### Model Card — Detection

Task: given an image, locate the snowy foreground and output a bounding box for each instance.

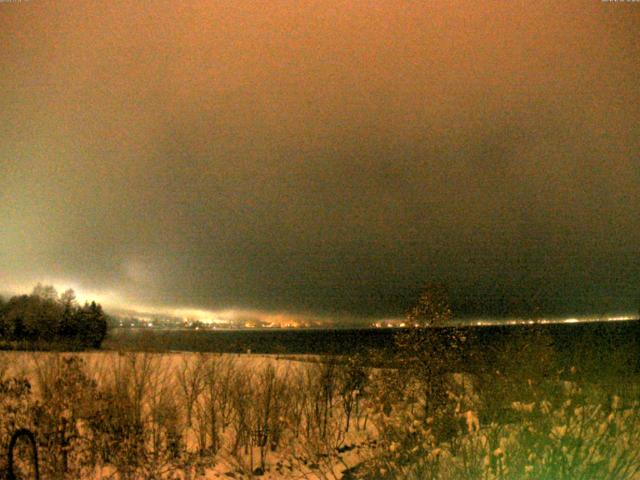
[1,350,640,479]
[1,351,381,480]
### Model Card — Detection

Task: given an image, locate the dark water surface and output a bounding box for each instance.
[104,320,640,376]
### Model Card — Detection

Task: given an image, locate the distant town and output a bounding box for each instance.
[107,311,339,330]
[108,314,304,330]
[108,313,638,331]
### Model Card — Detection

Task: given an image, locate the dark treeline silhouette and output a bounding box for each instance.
[0,284,108,349]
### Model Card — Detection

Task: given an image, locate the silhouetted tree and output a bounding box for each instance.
[78,301,108,348]
[394,283,467,424]
[59,299,80,339]
[60,289,77,308]
[2,295,30,340]
[0,295,6,337]
[0,286,109,349]
[32,283,58,302]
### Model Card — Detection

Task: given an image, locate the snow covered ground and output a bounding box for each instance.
[2,349,640,479]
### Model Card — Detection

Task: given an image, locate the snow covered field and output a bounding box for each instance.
[1,348,640,479]
[0,351,381,479]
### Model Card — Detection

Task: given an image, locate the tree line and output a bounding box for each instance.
[0,284,108,349]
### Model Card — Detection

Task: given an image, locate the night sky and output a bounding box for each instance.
[1,1,639,323]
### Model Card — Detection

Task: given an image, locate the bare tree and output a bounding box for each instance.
[143,357,181,479]
[176,353,206,428]
[90,352,158,478]
[287,366,308,440]
[196,354,237,455]
[337,355,367,433]
[229,365,253,456]
[394,283,464,422]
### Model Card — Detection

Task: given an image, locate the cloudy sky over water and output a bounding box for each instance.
[1,1,639,323]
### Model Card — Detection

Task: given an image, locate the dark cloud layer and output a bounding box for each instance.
[1,1,639,320]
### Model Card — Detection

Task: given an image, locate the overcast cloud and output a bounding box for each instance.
[1,1,639,321]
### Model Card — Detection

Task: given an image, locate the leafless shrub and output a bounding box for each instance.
[284,359,355,480]
[245,363,277,472]
[87,352,160,479]
[286,367,309,440]
[337,355,367,433]
[301,363,323,442]
[31,353,98,479]
[176,353,206,429]
[265,364,290,452]
[229,364,253,458]
[194,354,236,456]
[298,358,340,447]
[141,356,182,479]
